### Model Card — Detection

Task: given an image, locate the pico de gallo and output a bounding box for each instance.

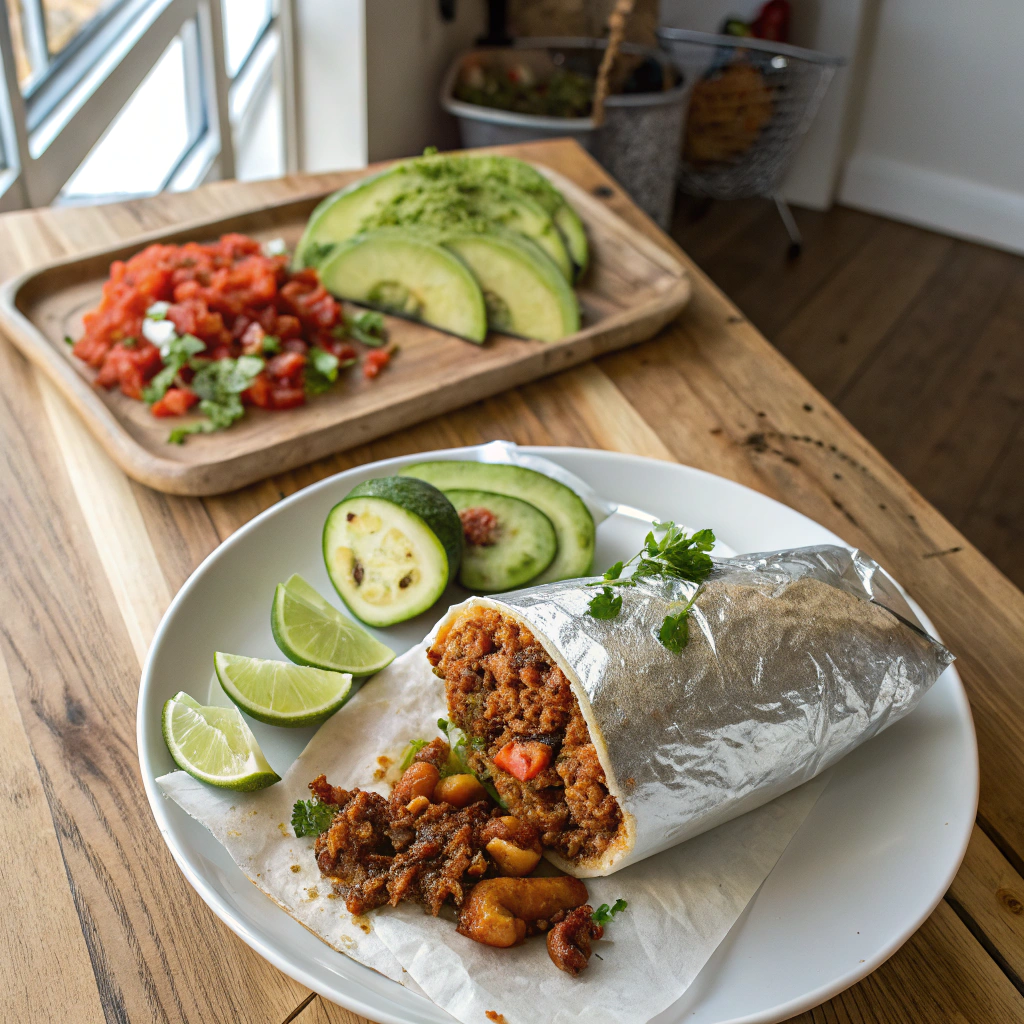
[70,233,392,443]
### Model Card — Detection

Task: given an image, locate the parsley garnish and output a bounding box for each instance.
[399,738,429,771]
[304,346,341,396]
[592,899,627,926]
[291,798,337,838]
[585,522,716,653]
[346,310,388,348]
[588,586,622,619]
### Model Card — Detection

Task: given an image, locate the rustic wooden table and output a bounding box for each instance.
[2,140,1022,1024]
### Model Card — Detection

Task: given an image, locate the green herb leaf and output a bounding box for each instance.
[399,738,429,771]
[305,346,342,395]
[592,898,628,926]
[143,364,180,405]
[64,334,74,346]
[588,586,623,620]
[145,301,170,321]
[261,334,281,355]
[291,798,338,838]
[165,354,262,442]
[603,560,624,581]
[121,335,137,348]
[347,309,388,347]
[145,332,209,405]
[658,609,690,653]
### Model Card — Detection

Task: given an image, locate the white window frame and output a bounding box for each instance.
[0,0,298,211]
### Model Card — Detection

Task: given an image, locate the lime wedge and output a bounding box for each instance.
[162,690,280,790]
[215,651,354,727]
[271,574,396,675]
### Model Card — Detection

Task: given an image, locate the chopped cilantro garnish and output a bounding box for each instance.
[166,354,264,443]
[346,310,388,347]
[305,346,341,395]
[399,738,429,771]
[585,522,716,653]
[261,334,281,355]
[592,899,627,926]
[291,798,337,838]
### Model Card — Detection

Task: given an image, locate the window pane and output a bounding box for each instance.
[222,0,271,77]
[60,33,192,200]
[44,0,117,58]
[5,0,43,85]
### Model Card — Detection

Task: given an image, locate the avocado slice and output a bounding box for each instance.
[401,461,595,583]
[295,161,574,281]
[422,154,590,280]
[446,488,557,592]
[322,476,462,626]
[441,229,579,342]
[362,179,573,282]
[316,229,487,343]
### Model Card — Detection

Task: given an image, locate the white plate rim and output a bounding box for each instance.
[137,445,979,1024]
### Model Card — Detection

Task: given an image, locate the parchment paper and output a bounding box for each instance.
[158,640,827,1023]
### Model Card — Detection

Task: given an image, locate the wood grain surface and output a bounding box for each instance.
[0,164,690,495]
[1,139,1023,1024]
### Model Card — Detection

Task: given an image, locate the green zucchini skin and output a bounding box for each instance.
[401,461,594,583]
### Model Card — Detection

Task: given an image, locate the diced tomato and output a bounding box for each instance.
[93,342,163,399]
[268,385,306,410]
[151,387,200,417]
[243,372,273,408]
[267,351,306,382]
[493,740,552,782]
[363,348,392,378]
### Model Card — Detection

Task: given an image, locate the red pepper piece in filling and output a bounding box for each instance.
[493,740,552,782]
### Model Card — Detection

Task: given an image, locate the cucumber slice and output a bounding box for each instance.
[401,462,594,584]
[446,489,557,592]
[322,476,462,626]
[441,230,579,342]
[317,229,487,343]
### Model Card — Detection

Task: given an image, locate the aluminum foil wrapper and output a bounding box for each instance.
[438,545,954,877]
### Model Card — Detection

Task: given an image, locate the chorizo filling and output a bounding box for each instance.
[427,606,625,864]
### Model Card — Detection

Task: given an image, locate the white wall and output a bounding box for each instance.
[364,0,485,161]
[839,0,1024,254]
[294,0,367,172]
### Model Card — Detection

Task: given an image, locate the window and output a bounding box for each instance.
[0,0,296,209]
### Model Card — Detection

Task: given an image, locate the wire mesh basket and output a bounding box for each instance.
[657,28,842,201]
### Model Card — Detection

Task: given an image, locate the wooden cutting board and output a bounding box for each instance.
[0,156,689,495]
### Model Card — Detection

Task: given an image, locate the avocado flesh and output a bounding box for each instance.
[357,176,572,281]
[441,230,579,342]
[412,154,589,278]
[295,156,578,281]
[401,461,595,583]
[316,230,487,343]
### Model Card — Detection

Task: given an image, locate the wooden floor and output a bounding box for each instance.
[671,196,1024,592]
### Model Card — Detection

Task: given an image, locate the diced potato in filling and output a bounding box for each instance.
[427,607,624,863]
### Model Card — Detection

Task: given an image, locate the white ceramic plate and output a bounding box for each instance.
[137,447,978,1024]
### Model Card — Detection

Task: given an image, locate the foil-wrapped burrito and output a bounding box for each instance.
[427,545,953,877]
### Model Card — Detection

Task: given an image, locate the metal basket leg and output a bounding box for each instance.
[774,195,803,259]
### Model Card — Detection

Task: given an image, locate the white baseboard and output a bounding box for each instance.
[839,153,1024,255]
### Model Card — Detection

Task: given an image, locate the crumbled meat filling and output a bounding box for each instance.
[311,742,541,916]
[427,608,624,863]
[460,506,499,546]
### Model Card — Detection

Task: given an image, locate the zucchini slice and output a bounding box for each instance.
[446,488,557,592]
[322,476,462,626]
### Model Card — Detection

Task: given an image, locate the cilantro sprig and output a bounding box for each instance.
[586,522,716,653]
[346,310,388,348]
[592,898,627,926]
[291,798,337,838]
[167,354,265,443]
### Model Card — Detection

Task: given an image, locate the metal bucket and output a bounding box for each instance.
[441,38,690,228]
